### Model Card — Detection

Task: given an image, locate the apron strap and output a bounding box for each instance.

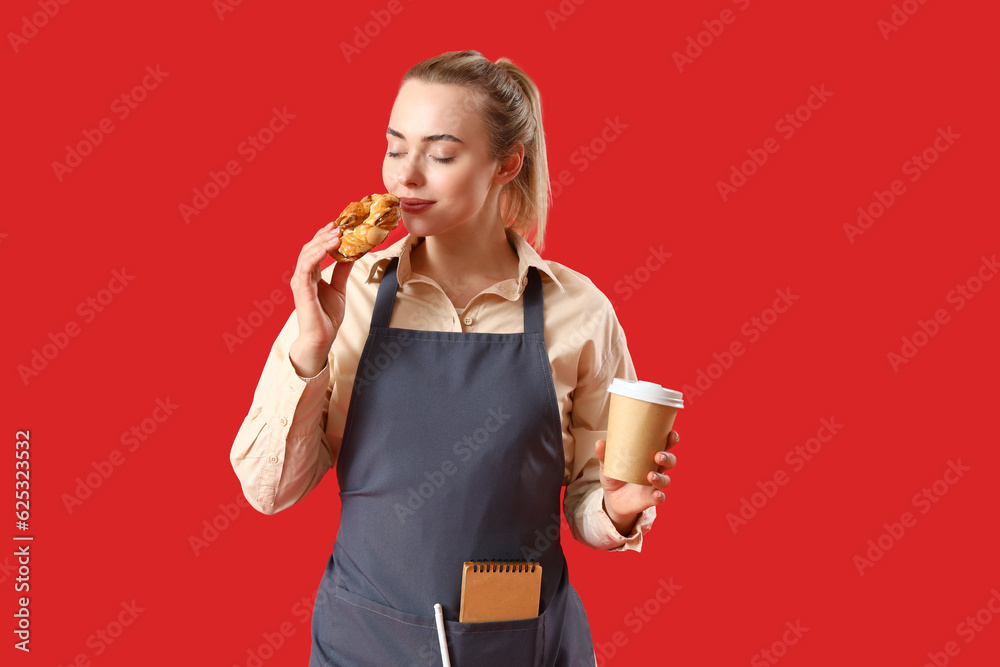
[370,257,400,329]
[521,266,545,336]
[370,256,545,335]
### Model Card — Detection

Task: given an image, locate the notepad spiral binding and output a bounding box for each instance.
[468,560,539,573]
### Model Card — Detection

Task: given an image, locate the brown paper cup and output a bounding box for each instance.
[603,381,683,485]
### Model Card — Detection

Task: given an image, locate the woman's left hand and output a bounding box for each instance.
[595,430,680,534]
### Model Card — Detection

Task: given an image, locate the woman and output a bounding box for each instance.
[230,50,681,666]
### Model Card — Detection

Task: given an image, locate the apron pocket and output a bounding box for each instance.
[321,584,544,667]
[444,613,545,667]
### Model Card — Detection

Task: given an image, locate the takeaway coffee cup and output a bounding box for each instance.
[603,379,684,485]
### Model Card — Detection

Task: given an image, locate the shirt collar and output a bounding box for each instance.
[363,227,565,296]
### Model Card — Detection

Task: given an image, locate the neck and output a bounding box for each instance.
[410,187,521,290]
[415,221,517,280]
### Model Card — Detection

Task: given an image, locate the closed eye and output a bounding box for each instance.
[386,151,454,164]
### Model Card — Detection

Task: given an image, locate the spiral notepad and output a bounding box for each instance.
[459,561,542,623]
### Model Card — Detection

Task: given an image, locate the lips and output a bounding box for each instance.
[399,198,436,213]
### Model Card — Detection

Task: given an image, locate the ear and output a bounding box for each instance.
[493,141,525,185]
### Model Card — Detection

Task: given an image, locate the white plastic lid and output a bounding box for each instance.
[607,378,684,408]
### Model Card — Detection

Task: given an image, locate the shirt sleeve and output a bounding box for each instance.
[229,309,336,515]
[562,323,657,552]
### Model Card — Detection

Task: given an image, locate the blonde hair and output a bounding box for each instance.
[401,50,551,252]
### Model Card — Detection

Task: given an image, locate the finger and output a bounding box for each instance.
[294,244,323,284]
[298,231,336,271]
[646,470,671,492]
[647,481,668,503]
[300,231,342,277]
[654,451,677,471]
[663,430,680,452]
[317,228,342,255]
[302,224,339,265]
[594,439,606,465]
[329,256,355,293]
[311,254,322,284]
[314,220,339,240]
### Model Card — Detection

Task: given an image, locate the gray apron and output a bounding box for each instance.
[309,256,597,666]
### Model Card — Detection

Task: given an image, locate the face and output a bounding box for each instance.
[382,80,510,238]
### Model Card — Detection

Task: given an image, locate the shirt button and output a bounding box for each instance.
[278,417,287,426]
[463,316,473,325]
[268,454,279,464]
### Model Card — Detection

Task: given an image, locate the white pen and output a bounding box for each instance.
[434,603,451,667]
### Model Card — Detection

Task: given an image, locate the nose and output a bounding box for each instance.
[394,154,424,189]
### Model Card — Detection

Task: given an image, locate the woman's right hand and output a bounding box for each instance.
[288,222,354,377]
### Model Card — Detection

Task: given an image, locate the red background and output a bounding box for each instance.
[4,0,999,665]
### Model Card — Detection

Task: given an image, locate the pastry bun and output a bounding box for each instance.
[330,193,402,262]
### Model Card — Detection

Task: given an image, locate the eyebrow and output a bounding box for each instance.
[386,127,464,144]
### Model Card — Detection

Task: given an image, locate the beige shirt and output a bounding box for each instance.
[229,227,656,552]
